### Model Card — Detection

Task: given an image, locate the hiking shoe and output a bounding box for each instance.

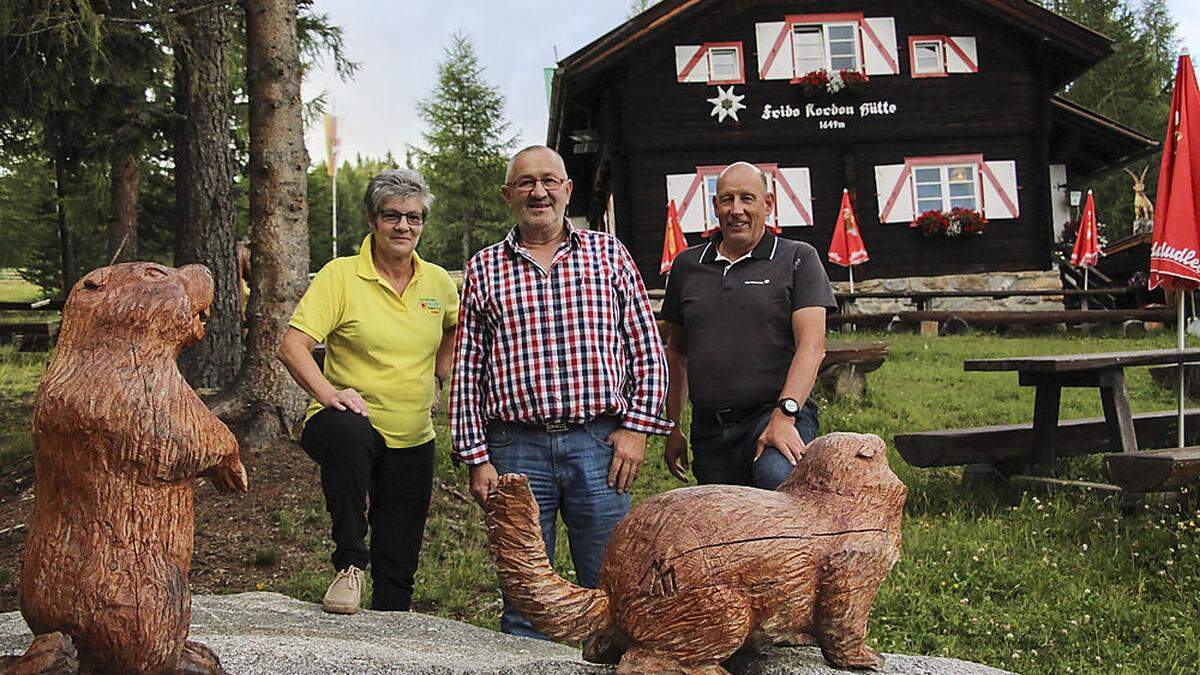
[322,565,364,615]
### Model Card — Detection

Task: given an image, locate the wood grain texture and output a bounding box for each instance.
[486,432,906,674]
[8,263,247,675]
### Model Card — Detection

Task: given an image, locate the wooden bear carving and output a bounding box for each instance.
[7,263,247,675]
[485,432,906,674]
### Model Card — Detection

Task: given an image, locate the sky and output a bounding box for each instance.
[300,0,1200,166]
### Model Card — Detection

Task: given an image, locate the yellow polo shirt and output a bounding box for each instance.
[289,235,459,448]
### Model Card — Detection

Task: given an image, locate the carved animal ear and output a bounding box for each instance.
[1140,166,1150,182]
[81,269,111,291]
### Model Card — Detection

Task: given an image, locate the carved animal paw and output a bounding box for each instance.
[832,644,884,671]
[175,640,229,674]
[486,473,533,513]
[2,632,79,674]
[203,456,248,496]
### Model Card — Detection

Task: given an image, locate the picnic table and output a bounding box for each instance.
[896,348,1200,493]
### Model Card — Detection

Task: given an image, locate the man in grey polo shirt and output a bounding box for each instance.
[661,162,837,489]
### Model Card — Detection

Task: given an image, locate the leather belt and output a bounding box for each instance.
[694,403,773,428]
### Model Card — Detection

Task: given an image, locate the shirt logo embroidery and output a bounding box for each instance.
[418,298,442,313]
[744,279,771,285]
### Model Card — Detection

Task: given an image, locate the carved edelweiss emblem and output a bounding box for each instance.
[707,86,746,123]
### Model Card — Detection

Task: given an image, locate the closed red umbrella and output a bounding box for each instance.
[1149,50,1200,446]
[1070,190,1102,294]
[1150,51,1200,291]
[827,189,869,292]
[660,199,689,275]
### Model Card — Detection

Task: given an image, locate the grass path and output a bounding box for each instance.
[2,329,1199,672]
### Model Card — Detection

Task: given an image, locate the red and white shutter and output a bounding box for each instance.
[860,17,899,76]
[775,167,814,227]
[675,45,708,83]
[666,173,706,233]
[756,21,794,80]
[945,37,979,74]
[874,164,915,223]
[981,160,1020,220]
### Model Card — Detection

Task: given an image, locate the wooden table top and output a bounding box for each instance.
[964,348,1200,373]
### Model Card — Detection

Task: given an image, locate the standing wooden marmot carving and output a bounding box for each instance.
[485,432,906,674]
[7,263,247,675]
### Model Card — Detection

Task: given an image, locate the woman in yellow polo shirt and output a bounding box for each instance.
[277,169,458,614]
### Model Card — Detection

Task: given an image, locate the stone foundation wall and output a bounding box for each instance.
[833,270,1064,313]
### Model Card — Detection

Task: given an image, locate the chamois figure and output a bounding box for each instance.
[1124,166,1155,223]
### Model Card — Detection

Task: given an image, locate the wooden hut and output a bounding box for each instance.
[547,0,1158,288]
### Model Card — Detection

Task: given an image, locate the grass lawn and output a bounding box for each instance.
[3,329,1199,673]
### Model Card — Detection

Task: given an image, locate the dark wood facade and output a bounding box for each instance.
[549,0,1156,287]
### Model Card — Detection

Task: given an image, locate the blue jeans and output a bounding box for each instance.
[690,399,820,489]
[485,415,628,639]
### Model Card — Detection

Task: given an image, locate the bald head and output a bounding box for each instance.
[506,145,568,184]
[716,161,769,192]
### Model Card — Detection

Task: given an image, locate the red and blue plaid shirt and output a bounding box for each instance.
[449,223,672,465]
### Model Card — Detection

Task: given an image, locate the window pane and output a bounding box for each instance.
[914,167,941,183]
[829,40,857,57]
[793,27,825,74]
[949,182,975,198]
[917,183,943,200]
[950,197,978,210]
[914,43,942,73]
[831,55,858,71]
[709,48,739,81]
[827,24,856,40]
[918,199,943,213]
[948,165,975,183]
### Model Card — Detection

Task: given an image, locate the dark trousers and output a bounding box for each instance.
[300,408,435,611]
[690,398,820,489]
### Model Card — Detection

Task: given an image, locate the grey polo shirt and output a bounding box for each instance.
[661,231,837,413]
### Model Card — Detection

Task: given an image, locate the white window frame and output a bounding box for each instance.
[707,46,742,84]
[913,164,980,214]
[911,39,945,76]
[824,22,861,72]
[791,22,861,76]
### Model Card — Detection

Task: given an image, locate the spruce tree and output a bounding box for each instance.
[415,32,515,270]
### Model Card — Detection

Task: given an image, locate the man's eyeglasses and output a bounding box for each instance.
[379,211,425,226]
[508,176,566,194]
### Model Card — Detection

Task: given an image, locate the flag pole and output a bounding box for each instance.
[331,170,338,258]
[849,265,855,294]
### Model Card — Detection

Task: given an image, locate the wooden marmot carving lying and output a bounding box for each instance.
[7,263,247,675]
[485,432,906,674]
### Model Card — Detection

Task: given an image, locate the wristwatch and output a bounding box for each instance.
[777,397,801,418]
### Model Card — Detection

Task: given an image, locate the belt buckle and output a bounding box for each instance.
[544,420,570,434]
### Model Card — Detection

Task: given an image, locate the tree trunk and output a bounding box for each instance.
[211,0,310,450]
[108,151,139,264]
[52,154,74,298]
[462,219,471,271]
[173,1,242,390]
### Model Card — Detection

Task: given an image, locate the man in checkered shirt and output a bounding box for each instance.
[449,145,672,638]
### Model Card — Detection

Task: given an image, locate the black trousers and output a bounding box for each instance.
[300,408,435,611]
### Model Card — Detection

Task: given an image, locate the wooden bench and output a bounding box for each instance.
[828,308,1174,331]
[0,319,61,351]
[819,342,889,399]
[1105,447,1200,493]
[895,409,1200,468]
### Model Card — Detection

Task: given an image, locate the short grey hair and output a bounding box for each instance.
[505,145,568,184]
[364,168,434,219]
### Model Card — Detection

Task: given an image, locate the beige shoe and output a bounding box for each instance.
[322,565,364,615]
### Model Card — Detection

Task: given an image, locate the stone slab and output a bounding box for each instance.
[0,592,1011,674]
